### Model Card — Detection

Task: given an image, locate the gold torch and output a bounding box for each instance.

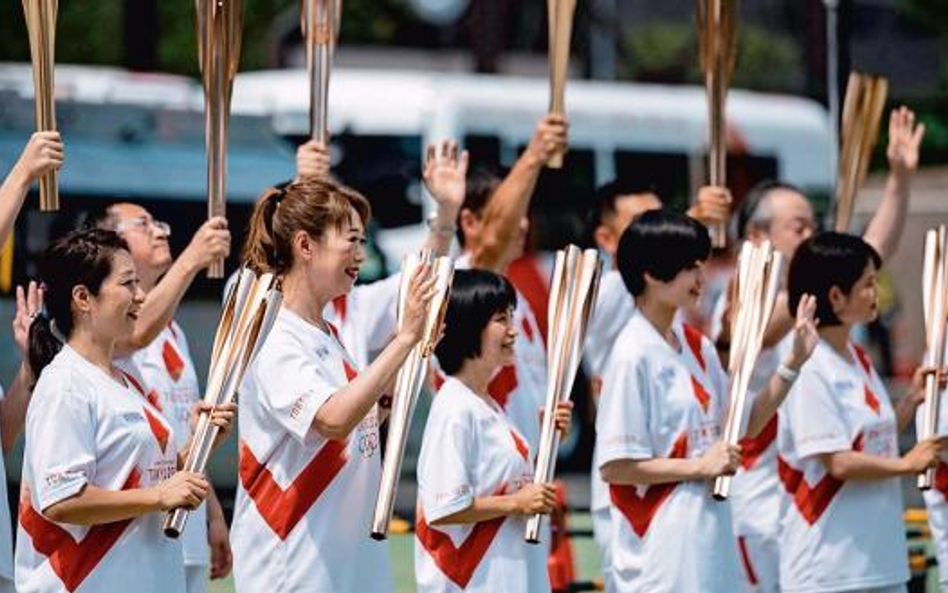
[713,240,782,500]
[370,250,454,540]
[22,0,59,211]
[546,0,577,169]
[526,245,602,543]
[918,226,948,490]
[164,267,282,537]
[302,0,342,146]
[196,0,243,278]
[696,0,739,248]
[834,72,888,233]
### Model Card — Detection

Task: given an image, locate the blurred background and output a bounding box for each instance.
[1,1,947,590]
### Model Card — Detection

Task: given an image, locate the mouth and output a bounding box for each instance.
[344,267,359,281]
[127,311,140,321]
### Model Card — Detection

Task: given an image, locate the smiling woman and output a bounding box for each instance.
[16,228,235,593]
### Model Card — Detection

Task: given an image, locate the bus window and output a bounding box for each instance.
[613,150,692,211]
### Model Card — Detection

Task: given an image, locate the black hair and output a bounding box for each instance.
[28,229,130,377]
[788,231,882,327]
[591,179,659,229]
[435,269,517,375]
[457,167,504,247]
[616,209,712,297]
[736,179,807,239]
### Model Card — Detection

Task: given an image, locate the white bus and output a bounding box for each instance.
[232,68,833,260]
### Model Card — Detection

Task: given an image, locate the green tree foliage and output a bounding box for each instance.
[618,22,803,93]
[1,0,421,75]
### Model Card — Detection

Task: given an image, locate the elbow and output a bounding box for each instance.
[820,454,850,481]
[42,500,77,525]
[600,462,622,485]
[311,414,352,441]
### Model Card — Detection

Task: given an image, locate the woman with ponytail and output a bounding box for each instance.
[231,177,436,593]
[15,229,235,593]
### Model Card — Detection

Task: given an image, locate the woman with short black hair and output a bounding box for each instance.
[415,269,570,593]
[597,210,817,593]
[779,232,943,593]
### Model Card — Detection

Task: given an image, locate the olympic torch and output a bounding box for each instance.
[22,0,59,211]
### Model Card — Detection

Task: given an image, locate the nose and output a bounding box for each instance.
[134,284,146,304]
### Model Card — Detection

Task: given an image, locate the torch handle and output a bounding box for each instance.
[919,467,936,491]
[525,429,561,544]
[918,372,942,491]
[712,474,732,500]
[163,413,222,537]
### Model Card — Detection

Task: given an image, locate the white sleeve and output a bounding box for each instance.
[27,385,97,512]
[596,353,654,467]
[784,366,851,459]
[349,273,401,355]
[417,406,476,523]
[253,341,340,445]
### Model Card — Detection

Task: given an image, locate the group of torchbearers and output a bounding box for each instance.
[10,2,948,593]
[0,99,944,593]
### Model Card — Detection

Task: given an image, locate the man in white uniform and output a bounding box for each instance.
[98,202,232,593]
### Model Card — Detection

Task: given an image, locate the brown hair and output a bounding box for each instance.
[243,177,371,275]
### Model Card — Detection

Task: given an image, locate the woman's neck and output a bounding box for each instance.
[637,293,678,346]
[67,326,115,375]
[819,323,852,360]
[454,358,496,402]
[282,271,332,330]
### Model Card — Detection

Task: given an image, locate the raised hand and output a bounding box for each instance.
[296,140,331,180]
[14,131,63,183]
[887,106,925,176]
[785,293,819,370]
[687,186,732,229]
[180,217,231,273]
[524,114,569,167]
[396,263,438,347]
[423,139,468,215]
[13,281,44,358]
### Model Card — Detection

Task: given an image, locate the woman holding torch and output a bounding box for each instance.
[778,232,946,593]
[231,178,436,593]
[415,269,572,593]
[15,229,234,593]
[596,210,817,593]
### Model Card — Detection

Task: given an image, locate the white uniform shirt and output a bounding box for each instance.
[596,310,742,593]
[16,346,183,593]
[325,274,400,368]
[414,377,549,593]
[777,340,908,593]
[918,380,948,588]
[122,322,209,567]
[583,270,635,514]
[230,308,393,593]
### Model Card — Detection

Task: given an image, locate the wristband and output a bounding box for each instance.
[776,363,800,384]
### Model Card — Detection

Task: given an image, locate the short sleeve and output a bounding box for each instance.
[596,353,653,467]
[253,338,340,444]
[26,383,97,512]
[417,402,476,523]
[784,366,851,459]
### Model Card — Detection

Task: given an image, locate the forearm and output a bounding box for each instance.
[600,457,704,486]
[820,450,910,481]
[430,495,519,526]
[895,393,921,433]
[469,155,543,272]
[0,165,31,248]
[115,258,198,355]
[206,485,226,524]
[44,484,161,526]
[0,363,33,453]
[862,170,910,262]
[312,335,414,439]
[422,209,458,257]
[745,373,794,439]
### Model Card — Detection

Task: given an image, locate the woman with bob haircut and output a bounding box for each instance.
[16,229,234,593]
[596,210,818,593]
[414,269,571,593]
[778,231,946,593]
[230,177,436,593]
